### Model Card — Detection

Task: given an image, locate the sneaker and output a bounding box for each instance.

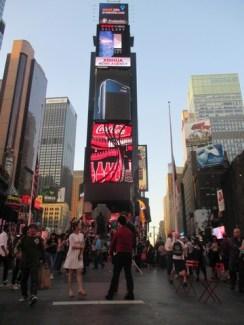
[19,296,27,302]
[12,284,19,290]
[105,294,113,300]
[29,295,38,306]
[124,293,135,300]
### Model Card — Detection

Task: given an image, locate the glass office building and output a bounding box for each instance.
[15,61,47,194]
[187,73,244,162]
[39,97,77,206]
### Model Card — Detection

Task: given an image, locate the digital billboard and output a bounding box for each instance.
[99,3,128,25]
[94,69,131,121]
[185,119,211,147]
[138,145,148,192]
[95,24,131,67]
[90,123,133,183]
[196,144,224,168]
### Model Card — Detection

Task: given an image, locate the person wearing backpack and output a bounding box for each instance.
[171,233,187,287]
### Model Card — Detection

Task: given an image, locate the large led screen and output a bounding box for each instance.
[94,69,131,121]
[185,119,212,147]
[90,123,133,183]
[138,145,148,192]
[99,3,128,25]
[97,24,130,58]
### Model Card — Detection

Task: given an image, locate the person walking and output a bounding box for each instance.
[229,228,244,292]
[93,235,104,269]
[106,215,135,300]
[0,225,10,287]
[63,222,86,298]
[165,232,173,282]
[46,232,58,279]
[18,224,45,306]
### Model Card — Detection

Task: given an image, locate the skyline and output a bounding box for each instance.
[1,0,244,227]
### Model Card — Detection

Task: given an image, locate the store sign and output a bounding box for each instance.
[90,123,133,183]
[99,3,128,25]
[95,57,131,67]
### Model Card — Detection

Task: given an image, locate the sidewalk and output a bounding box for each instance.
[0,266,244,325]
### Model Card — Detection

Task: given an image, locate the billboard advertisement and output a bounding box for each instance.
[138,145,148,192]
[97,24,130,57]
[99,3,128,25]
[196,144,224,168]
[217,189,225,212]
[90,123,133,183]
[94,69,131,121]
[185,119,211,147]
[41,187,65,203]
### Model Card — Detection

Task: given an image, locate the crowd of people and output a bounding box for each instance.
[0,218,244,307]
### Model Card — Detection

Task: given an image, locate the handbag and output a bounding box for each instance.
[39,264,51,289]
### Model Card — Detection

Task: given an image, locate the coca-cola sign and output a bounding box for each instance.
[90,123,133,183]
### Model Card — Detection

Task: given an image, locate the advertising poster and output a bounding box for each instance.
[94,69,131,121]
[138,145,148,192]
[185,119,211,147]
[196,144,224,168]
[217,189,225,212]
[90,123,133,183]
[96,24,130,67]
[99,3,128,25]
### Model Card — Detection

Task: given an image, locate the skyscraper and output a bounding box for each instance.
[187,73,244,161]
[0,40,47,194]
[39,97,77,206]
[0,0,6,50]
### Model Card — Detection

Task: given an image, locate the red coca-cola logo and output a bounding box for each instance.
[93,123,132,137]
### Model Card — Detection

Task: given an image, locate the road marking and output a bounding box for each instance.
[53,300,145,306]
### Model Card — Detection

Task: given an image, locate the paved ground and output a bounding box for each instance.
[0,265,244,325]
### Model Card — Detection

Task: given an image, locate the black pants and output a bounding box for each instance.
[108,253,134,296]
[166,253,173,276]
[12,258,21,285]
[21,265,39,297]
[0,255,9,283]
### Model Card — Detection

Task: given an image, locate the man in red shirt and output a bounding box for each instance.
[106,215,135,300]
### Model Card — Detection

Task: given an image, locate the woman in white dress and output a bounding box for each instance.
[63,222,86,297]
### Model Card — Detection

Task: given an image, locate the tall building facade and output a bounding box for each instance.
[0,40,47,194]
[0,0,6,50]
[39,97,77,206]
[187,73,244,162]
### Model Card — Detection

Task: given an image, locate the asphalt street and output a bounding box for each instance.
[0,265,244,325]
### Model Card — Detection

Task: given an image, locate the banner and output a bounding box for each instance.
[138,145,148,192]
[185,119,211,147]
[196,144,224,168]
[217,189,225,212]
[90,123,133,183]
[99,3,128,25]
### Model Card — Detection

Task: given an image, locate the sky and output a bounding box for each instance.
[1,0,244,230]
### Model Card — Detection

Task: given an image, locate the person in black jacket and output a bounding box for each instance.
[18,224,45,306]
[229,228,244,292]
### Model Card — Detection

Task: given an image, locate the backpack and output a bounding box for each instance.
[172,241,183,256]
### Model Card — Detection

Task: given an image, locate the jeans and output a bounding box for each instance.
[21,265,39,297]
[108,252,134,296]
[47,253,57,274]
[166,252,173,276]
[0,255,9,283]
[12,258,21,285]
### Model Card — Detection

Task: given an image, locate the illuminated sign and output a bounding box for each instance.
[99,3,128,25]
[95,57,131,67]
[138,145,148,192]
[94,69,131,121]
[90,123,133,183]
